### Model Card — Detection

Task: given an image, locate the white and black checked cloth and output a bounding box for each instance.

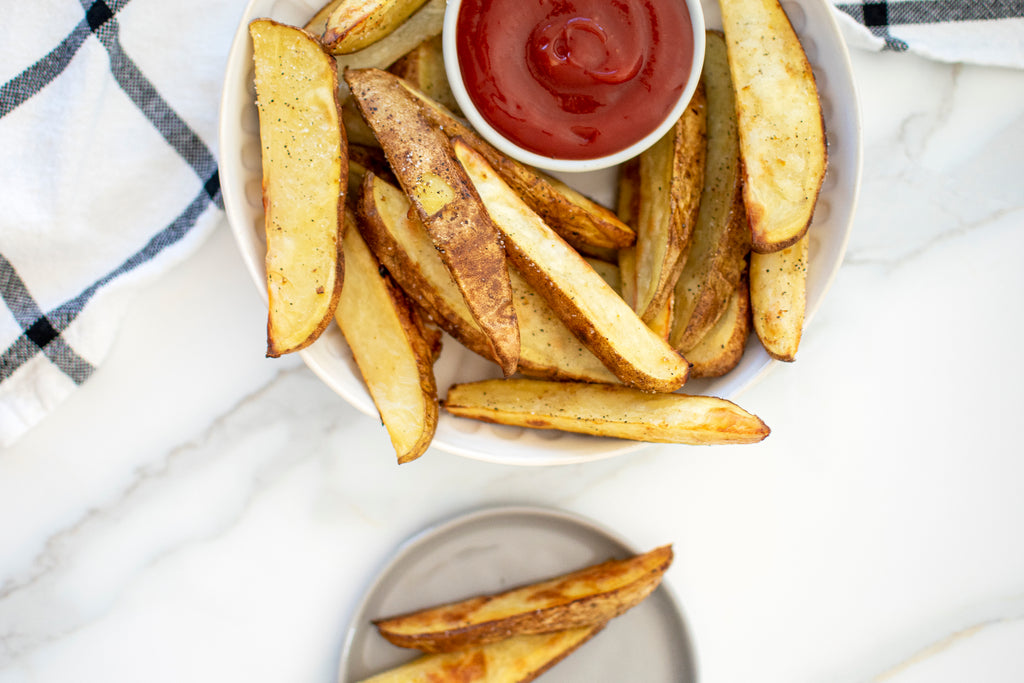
[1,0,1022,448]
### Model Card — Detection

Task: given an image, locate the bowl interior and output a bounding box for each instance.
[219,0,862,466]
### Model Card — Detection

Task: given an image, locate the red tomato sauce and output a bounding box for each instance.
[455,0,695,160]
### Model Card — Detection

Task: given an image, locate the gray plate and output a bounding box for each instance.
[338,506,697,682]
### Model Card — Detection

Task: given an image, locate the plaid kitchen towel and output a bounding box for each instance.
[831,0,1024,67]
[0,0,243,448]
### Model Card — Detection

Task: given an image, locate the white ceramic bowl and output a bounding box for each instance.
[441,0,706,173]
[219,0,862,466]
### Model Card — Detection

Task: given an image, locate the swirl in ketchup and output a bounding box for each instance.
[456,0,694,160]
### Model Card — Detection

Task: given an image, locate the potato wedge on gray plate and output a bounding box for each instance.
[250,19,346,358]
[720,0,827,253]
[633,82,706,324]
[670,31,751,353]
[444,379,770,445]
[357,625,604,683]
[455,140,690,393]
[374,546,672,652]
[346,67,520,377]
[358,174,618,384]
[336,211,439,464]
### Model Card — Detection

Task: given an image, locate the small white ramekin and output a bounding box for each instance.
[442,0,705,174]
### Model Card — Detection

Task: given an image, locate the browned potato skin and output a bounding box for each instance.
[670,32,751,353]
[358,174,619,384]
[321,0,429,54]
[374,546,672,653]
[345,67,520,376]
[357,626,604,683]
[687,272,751,379]
[454,140,690,393]
[444,379,770,445]
[250,19,347,358]
[720,0,827,253]
[634,83,707,324]
[401,80,636,253]
[336,212,438,463]
[389,35,460,113]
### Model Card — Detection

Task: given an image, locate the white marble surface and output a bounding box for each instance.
[3,28,1024,683]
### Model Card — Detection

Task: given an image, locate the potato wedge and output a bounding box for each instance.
[375,546,672,652]
[750,234,807,361]
[321,0,429,54]
[336,212,438,463]
[687,273,751,379]
[333,0,445,74]
[357,626,603,683]
[402,80,635,253]
[346,68,520,376]
[389,35,460,113]
[250,19,346,358]
[444,379,770,445]
[670,32,751,353]
[347,143,393,201]
[719,0,827,253]
[633,83,707,323]
[454,140,690,393]
[359,174,619,384]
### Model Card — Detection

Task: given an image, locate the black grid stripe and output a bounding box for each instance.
[835,1,1024,51]
[0,0,222,388]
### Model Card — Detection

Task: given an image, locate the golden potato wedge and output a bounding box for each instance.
[750,234,807,361]
[359,174,619,384]
[336,212,438,463]
[332,0,445,74]
[633,82,707,324]
[389,35,460,113]
[346,68,520,376]
[357,626,603,683]
[719,0,827,253]
[402,81,635,253]
[321,0,429,54]
[375,546,672,652]
[304,0,344,35]
[454,140,690,393]
[444,379,770,445]
[670,32,751,353]
[250,19,346,358]
[687,273,751,379]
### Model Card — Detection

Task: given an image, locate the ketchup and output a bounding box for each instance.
[456,0,694,160]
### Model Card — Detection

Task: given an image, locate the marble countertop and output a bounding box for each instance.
[3,33,1024,683]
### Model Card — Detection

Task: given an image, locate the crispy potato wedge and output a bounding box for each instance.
[321,0,429,54]
[359,175,619,384]
[357,626,603,683]
[719,0,827,253]
[389,35,460,113]
[454,140,690,393]
[346,68,520,376]
[687,273,751,379]
[305,0,344,35]
[332,0,445,75]
[444,379,771,445]
[250,19,346,358]
[375,546,672,652]
[402,80,635,253]
[750,234,807,361]
[336,212,438,463]
[670,32,751,353]
[633,82,707,324]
